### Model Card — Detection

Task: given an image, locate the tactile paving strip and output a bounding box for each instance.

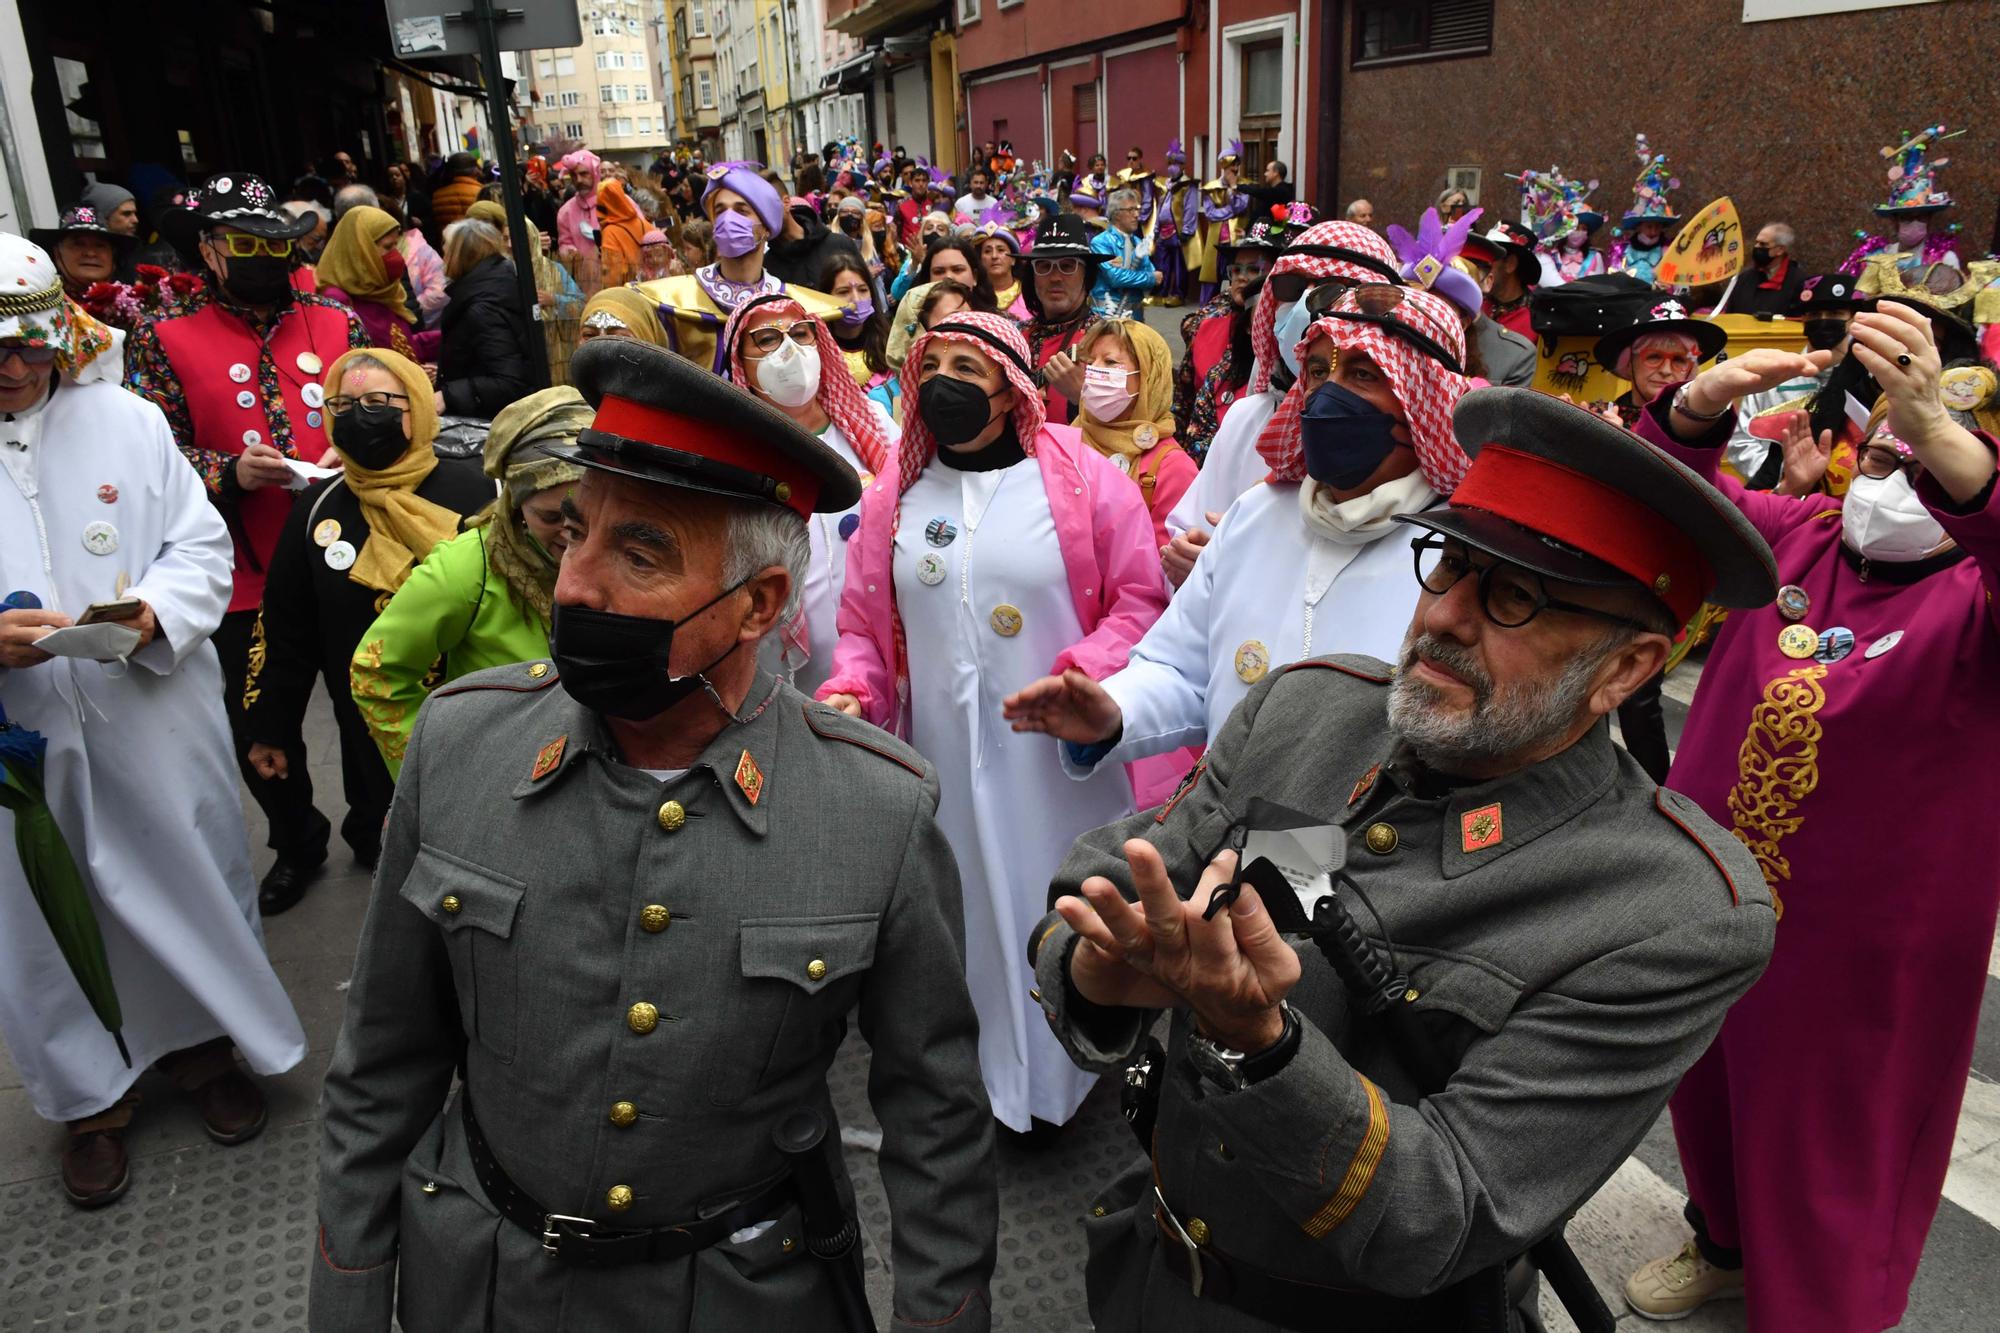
[0,1035,1140,1332]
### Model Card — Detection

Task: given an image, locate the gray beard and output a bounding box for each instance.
[1385,629,1613,772]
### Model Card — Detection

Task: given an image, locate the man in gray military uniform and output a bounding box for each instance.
[1026,387,1781,1330]
[310,338,997,1331]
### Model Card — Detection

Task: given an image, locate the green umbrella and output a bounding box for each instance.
[0,699,129,1066]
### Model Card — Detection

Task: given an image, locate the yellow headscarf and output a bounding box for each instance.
[475,386,591,622]
[321,348,465,595]
[467,199,508,230]
[315,206,414,325]
[1072,317,1177,459]
[580,286,670,348]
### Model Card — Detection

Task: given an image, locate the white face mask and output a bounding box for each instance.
[1274,296,1313,377]
[1842,471,1947,562]
[755,337,822,409]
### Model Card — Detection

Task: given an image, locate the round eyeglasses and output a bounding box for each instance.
[743,322,818,355]
[1411,536,1658,632]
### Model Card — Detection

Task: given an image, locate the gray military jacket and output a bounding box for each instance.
[311,664,997,1332]
[1034,656,1776,1331]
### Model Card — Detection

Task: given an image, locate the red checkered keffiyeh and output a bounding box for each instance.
[1249,221,1402,396]
[894,311,1048,493]
[1255,289,1474,494]
[721,294,895,481]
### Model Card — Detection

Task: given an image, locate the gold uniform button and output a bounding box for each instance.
[640,904,671,933]
[420,1180,441,1195]
[528,662,549,678]
[1090,1205,1107,1218]
[605,1184,634,1211]
[609,1100,638,1128]
[1364,822,1399,856]
[1185,1216,1211,1246]
[806,958,828,982]
[440,894,462,914]
[627,1002,659,1035]
[656,800,686,833]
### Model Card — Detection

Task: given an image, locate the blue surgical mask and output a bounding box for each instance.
[1274,297,1313,377]
[1300,382,1401,489]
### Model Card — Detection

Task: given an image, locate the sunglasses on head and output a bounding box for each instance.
[208,233,296,259]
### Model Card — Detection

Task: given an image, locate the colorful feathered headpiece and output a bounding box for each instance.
[1875,123,1964,215]
[1622,134,1682,227]
[1512,165,1601,243]
[1388,206,1486,319]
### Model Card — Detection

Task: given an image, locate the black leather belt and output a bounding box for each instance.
[1152,1191,1466,1332]
[459,1092,795,1268]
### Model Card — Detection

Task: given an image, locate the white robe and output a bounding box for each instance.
[0,376,305,1121]
[1081,481,1425,770]
[896,458,1128,1130]
[1165,386,1278,540]
[790,405,896,698]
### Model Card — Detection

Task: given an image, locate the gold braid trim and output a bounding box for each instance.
[349,636,413,767]
[1724,664,1829,920]
[1303,1074,1390,1238]
[241,612,268,710]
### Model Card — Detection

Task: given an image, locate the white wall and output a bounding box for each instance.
[0,0,57,232]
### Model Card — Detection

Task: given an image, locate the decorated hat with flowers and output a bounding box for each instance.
[1621,134,1683,227]
[1874,123,1963,216]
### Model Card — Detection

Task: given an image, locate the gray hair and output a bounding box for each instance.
[1345,199,1373,220]
[333,183,380,219]
[1107,188,1139,213]
[722,500,810,630]
[1764,221,1796,250]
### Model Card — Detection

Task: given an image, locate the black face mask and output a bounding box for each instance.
[1300,382,1402,489]
[839,214,862,235]
[1751,244,1773,268]
[331,403,410,471]
[1802,318,1850,352]
[219,254,296,307]
[918,374,1006,448]
[550,580,748,721]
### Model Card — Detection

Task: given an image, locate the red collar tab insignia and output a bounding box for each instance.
[530,735,567,782]
[1348,764,1382,808]
[96,484,119,504]
[1461,804,1504,853]
[734,749,765,806]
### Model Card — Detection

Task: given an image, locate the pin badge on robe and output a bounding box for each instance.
[1777,624,1819,659]
[324,539,357,571]
[313,519,342,548]
[236,390,257,410]
[302,383,325,408]
[838,513,860,541]
[925,517,957,547]
[915,552,947,585]
[1233,639,1269,684]
[228,362,252,383]
[1776,584,1810,622]
[96,484,118,505]
[1133,423,1158,448]
[82,522,119,556]
[989,604,1023,637]
[296,351,323,376]
[1815,626,1855,664]
[1113,455,1133,475]
[1865,630,1904,659]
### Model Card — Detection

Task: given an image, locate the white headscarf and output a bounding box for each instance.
[0,234,123,386]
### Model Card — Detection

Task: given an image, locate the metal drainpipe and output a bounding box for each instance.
[1315,0,1341,213]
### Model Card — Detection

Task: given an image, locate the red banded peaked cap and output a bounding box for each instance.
[1394,387,1776,623]
[555,336,862,518]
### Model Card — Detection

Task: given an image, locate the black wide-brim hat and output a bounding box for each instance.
[161,172,319,251]
[1593,303,1729,373]
[1874,201,1951,218]
[1395,387,1776,621]
[1460,224,1540,289]
[1791,272,1873,315]
[1018,213,1106,267]
[30,204,136,256]
[554,337,862,517]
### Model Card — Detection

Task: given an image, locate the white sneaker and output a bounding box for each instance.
[1624,1240,1746,1321]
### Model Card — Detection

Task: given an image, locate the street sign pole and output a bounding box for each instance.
[469,0,549,387]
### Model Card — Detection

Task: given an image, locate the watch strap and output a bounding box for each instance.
[1238,1005,1302,1085]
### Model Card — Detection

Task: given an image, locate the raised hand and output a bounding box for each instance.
[1776,416,1834,497]
[1001,668,1122,743]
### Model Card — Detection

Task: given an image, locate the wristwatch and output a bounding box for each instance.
[1186,1004,1300,1093]
[1672,382,1729,422]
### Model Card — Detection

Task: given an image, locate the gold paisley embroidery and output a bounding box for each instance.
[349,636,412,766]
[1724,664,1829,919]
[241,612,268,710]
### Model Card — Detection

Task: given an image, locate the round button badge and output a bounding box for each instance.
[324,539,357,571]
[302,383,325,408]
[837,513,860,542]
[1134,423,1158,448]
[915,552,947,586]
[81,521,119,556]
[1113,454,1133,475]
[1865,630,1904,659]
[228,362,252,384]
[307,411,323,429]
[925,517,957,547]
[296,351,323,376]
[1234,639,1269,684]
[241,430,262,447]
[989,604,1023,637]
[236,390,257,410]
[313,518,342,548]
[1777,624,1819,660]
[1776,584,1810,623]
[1815,626,1856,664]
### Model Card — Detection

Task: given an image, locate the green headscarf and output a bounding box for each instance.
[475,386,590,622]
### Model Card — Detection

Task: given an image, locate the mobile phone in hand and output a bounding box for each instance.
[78,598,141,625]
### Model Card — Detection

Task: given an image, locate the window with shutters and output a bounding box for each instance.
[1351,0,1492,67]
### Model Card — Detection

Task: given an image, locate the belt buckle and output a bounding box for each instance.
[1153,1186,1204,1301]
[541,1213,595,1258]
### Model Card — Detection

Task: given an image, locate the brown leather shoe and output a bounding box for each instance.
[157,1038,268,1145]
[62,1098,136,1208]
